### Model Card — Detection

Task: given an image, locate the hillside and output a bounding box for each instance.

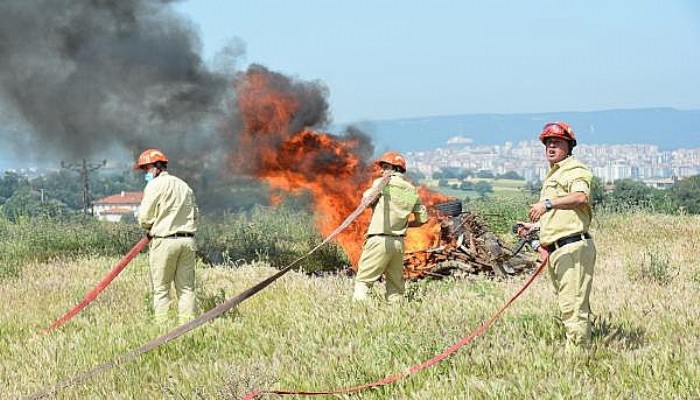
[342,107,700,153]
[3,107,700,170]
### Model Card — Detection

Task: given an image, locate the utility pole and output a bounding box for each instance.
[39,188,45,215]
[61,159,106,216]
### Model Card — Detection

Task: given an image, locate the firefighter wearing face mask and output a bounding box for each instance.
[135,149,199,324]
[527,122,596,348]
[353,152,429,303]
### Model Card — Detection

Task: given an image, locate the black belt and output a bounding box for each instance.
[544,232,591,253]
[159,232,195,239]
[367,233,405,238]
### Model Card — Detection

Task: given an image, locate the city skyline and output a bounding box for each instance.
[4,138,699,186]
[408,140,700,185]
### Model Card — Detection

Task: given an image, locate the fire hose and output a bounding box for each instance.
[25,174,391,400]
[37,235,152,337]
[241,248,549,400]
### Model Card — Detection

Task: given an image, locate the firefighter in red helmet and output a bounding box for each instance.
[136,149,199,324]
[353,151,428,302]
[525,122,597,348]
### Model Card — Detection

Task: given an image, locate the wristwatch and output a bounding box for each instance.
[544,199,553,211]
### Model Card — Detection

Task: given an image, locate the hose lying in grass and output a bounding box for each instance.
[242,247,549,400]
[25,174,391,400]
[37,235,152,337]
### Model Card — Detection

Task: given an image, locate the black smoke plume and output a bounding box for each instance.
[0,1,377,214]
[0,0,230,162]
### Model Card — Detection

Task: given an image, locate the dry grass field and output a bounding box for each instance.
[1,211,699,399]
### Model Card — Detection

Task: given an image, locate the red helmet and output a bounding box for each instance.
[375,151,407,172]
[135,148,168,169]
[539,121,577,148]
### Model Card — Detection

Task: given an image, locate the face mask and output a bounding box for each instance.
[144,172,154,182]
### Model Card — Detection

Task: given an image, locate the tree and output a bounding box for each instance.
[441,167,461,179]
[497,171,524,180]
[91,170,144,199]
[0,172,27,204]
[458,169,474,180]
[459,181,474,191]
[606,179,654,210]
[589,176,605,208]
[433,168,472,181]
[476,170,495,179]
[30,170,83,210]
[672,175,700,214]
[1,186,71,220]
[473,181,493,197]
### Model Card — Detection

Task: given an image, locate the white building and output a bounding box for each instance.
[93,191,143,222]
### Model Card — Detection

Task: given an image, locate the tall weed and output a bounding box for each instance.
[625,249,678,286]
[0,215,142,279]
[465,192,535,234]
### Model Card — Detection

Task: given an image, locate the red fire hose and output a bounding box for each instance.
[37,235,151,336]
[26,175,391,400]
[241,249,549,400]
[28,177,550,400]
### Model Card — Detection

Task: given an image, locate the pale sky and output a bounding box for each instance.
[167,1,699,123]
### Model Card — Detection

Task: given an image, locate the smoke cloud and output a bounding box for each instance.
[0,1,378,215]
[0,0,231,161]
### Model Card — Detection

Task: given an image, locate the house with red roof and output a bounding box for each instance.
[94,191,143,222]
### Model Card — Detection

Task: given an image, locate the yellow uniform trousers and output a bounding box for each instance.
[547,238,596,346]
[354,235,405,302]
[149,237,197,324]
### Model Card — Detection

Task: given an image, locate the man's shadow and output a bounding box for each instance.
[592,313,646,350]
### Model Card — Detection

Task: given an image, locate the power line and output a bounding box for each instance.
[61,159,106,216]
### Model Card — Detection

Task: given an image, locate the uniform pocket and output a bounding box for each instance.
[543,179,567,198]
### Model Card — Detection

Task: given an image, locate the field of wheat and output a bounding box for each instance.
[1,210,698,399]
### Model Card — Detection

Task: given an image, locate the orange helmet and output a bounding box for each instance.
[135,148,168,169]
[375,151,407,172]
[539,121,577,148]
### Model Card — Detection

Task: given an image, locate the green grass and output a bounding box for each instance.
[196,204,348,273]
[423,178,530,198]
[0,205,347,280]
[1,211,699,399]
[0,216,143,279]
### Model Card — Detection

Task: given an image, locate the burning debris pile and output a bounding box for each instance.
[403,201,536,280]
[224,71,531,280]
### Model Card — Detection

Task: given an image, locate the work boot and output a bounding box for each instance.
[352,281,372,301]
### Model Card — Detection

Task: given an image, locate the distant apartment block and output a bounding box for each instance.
[407,140,700,188]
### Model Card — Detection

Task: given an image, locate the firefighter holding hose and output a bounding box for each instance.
[523,122,597,348]
[353,152,429,303]
[135,149,199,324]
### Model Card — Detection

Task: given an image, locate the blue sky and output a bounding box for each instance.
[177,1,698,123]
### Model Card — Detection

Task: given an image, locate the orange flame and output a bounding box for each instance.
[228,66,452,270]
